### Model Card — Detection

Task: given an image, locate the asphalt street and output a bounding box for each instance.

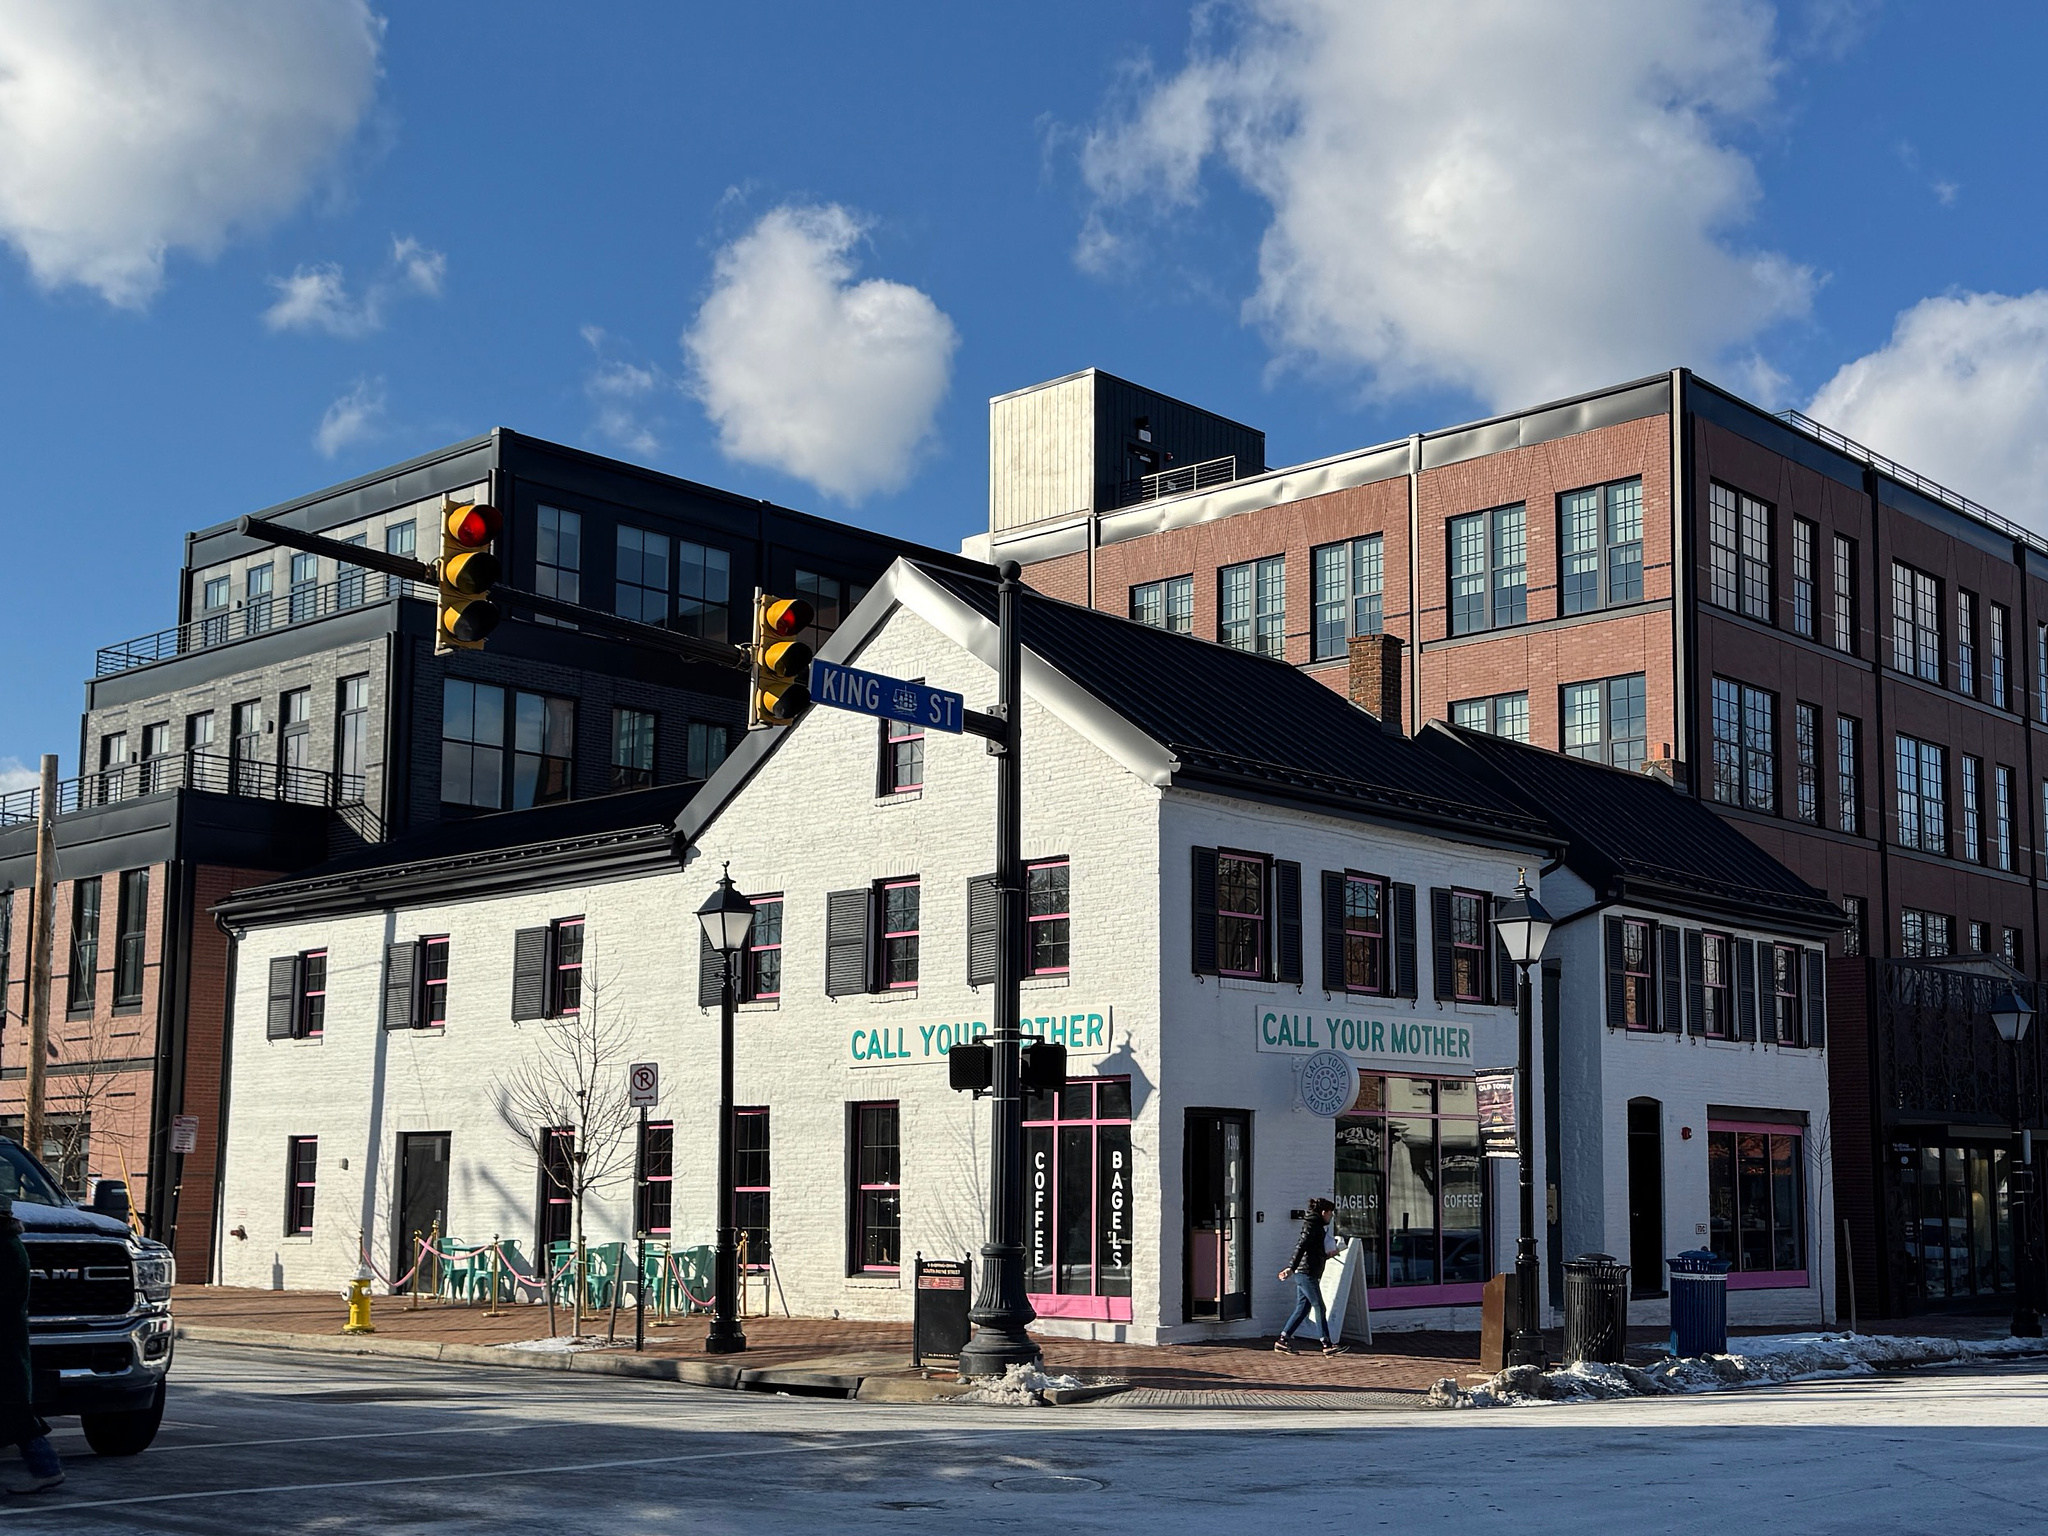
[0,1341,2041,1534]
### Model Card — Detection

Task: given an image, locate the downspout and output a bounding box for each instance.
[208,911,237,1285]
[1408,433,1424,735]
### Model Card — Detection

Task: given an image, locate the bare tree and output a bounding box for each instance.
[493,970,639,1333]
[40,1013,141,1218]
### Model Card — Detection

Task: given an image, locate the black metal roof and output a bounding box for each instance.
[917,566,1554,848]
[1417,722,1844,934]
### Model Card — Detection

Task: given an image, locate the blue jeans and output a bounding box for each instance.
[1281,1271,1329,1342]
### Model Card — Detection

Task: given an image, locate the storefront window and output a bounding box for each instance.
[852,1103,899,1273]
[735,1109,769,1268]
[1024,1079,1132,1320]
[1707,1123,1805,1280]
[1334,1075,1485,1301]
[1900,1141,2016,1302]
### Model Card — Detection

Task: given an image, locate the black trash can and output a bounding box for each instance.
[1668,1248,1731,1357]
[1561,1253,1630,1365]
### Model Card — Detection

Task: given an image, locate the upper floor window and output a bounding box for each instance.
[1895,734,1948,855]
[685,722,729,782]
[1991,603,2011,709]
[512,693,575,808]
[1445,889,1489,1002]
[1700,931,1731,1037]
[745,897,782,1001]
[1216,852,1268,978]
[615,526,671,624]
[1561,673,1647,771]
[298,949,328,1038]
[337,675,370,784]
[1830,535,1857,652]
[286,1137,318,1235]
[882,717,923,794]
[1710,677,1776,813]
[551,918,584,1015]
[441,680,505,809]
[67,877,101,1011]
[422,936,449,1025]
[1449,504,1526,635]
[1961,755,1984,864]
[611,706,655,791]
[1996,765,2015,871]
[677,540,731,642]
[1707,483,1771,622]
[280,687,312,773]
[1130,575,1193,635]
[1559,478,1643,615]
[245,563,275,634]
[536,506,582,613]
[1451,693,1529,742]
[1836,715,1861,835]
[1220,556,1286,657]
[881,879,920,989]
[794,569,855,653]
[1790,517,1816,637]
[1312,535,1384,658]
[1614,918,1654,1030]
[1794,703,1820,826]
[1026,859,1071,976]
[1341,872,1387,995]
[113,868,148,1006]
[1958,589,1978,697]
[385,520,416,559]
[1890,561,1941,683]
[288,552,319,622]
[1900,908,1953,959]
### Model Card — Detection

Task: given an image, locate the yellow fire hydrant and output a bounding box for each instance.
[344,1266,376,1334]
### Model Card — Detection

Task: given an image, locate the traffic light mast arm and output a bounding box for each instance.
[236,516,434,584]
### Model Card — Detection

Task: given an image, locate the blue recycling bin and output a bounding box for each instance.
[1668,1248,1731,1357]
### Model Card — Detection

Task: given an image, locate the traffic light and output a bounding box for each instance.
[749,591,814,726]
[436,498,502,652]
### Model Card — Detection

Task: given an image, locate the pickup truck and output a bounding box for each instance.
[4,1138,174,1456]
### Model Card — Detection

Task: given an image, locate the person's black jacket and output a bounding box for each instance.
[1288,1212,1330,1280]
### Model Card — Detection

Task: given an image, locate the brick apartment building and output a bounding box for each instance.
[0,429,966,1278]
[975,366,2048,1316]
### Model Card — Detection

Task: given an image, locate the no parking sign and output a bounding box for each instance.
[629,1062,660,1108]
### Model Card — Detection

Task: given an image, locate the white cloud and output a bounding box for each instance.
[1076,0,1813,409]
[314,377,385,457]
[581,325,667,457]
[263,235,445,337]
[0,757,40,795]
[0,0,384,308]
[1807,291,2048,530]
[683,203,958,502]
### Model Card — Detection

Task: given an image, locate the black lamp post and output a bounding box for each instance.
[1494,871,1554,1370]
[697,865,756,1356]
[1990,986,2040,1339]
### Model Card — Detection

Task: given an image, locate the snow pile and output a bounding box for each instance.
[1427,1331,2047,1409]
[494,1335,621,1354]
[961,1363,1088,1405]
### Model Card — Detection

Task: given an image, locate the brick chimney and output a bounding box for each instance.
[1347,633,1403,735]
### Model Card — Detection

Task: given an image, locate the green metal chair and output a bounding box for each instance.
[440,1239,486,1302]
[633,1241,670,1315]
[545,1241,576,1307]
[672,1244,715,1314]
[585,1241,625,1310]
[492,1239,534,1304]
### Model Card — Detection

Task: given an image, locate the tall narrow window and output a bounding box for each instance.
[1560,479,1644,614]
[615,526,671,623]
[881,879,919,988]
[685,722,728,782]
[139,722,170,794]
[512,693,574,808]
[113,869,148,1006]
[98,731,130,804]
[337,675,369,787]
[1449,504,1527,634]
[1312,535,1384,657]
[1710,484,1772,620]
[1739,491,1773,621]
[735,1110,769,1266]
[201,575,231,644]
[334,536,363,609]
[745,896,782,1001]
[1701,933,1731,1037]
[1344,873,1387,995]
[245,563,274,634]
[611,706,655,791]
[1842,896,1866,957]
[882,717,924,794]
[1708,484,1740,611]
[298,949,327,1038]
[286,1137,318,1235]
[551,918,584,1015]
[1969,920,1990,956]
[288,551,319,623]
[676,540,731,642]
[1794,703,1820,825]
[1958,590,1978,697]
[535,506,582,618]
[1618,919,1654,1029]
[2006,929,2025,970]
[1836,716,1861,835]
[1895,735,1947,854]
[1997,765,2015,871]
[231,700,264,795]
[1448,890,1488,1001]
[1991,603,2011,709]
[1891,562,1941,682]
[421,936,449,1025]
[1962,755,1984,864]
[1710,678,1776,812]
[1130,575,1194,635]
[638,1121,674,1237]
[1027,859,1071,976]
[1219,555,1286,656]
[1791,518,1816,637]
[279,687,312,778]
[1216,852,1268,978]
[852,1103,900,1273]
[441,680,505,808]
[1562,673,1647,771]
[67,878,101,1011]
[385,520,416,559]
[1831,534,1856,652]
[2038,622,2048,722]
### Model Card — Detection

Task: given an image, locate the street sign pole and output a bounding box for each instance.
[958,561,1041,1377]
[635,1104,648,1353]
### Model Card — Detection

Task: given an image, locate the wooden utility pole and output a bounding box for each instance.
[23,754,57,1157]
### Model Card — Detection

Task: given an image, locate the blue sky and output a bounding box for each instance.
[5,1,2048,781]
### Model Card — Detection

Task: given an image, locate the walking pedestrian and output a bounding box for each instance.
[1274,1197,1345,1356]
[0,1184,61,1494]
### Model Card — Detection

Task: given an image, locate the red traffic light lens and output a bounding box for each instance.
[445,502,501,548]
[762,597,814,637]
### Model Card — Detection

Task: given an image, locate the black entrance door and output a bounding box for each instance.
[1184,1110,1251,1322]
[392,1132,450,1294]
[1627,1099,1664,1296]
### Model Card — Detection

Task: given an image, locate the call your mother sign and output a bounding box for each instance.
[1254,1007,1498,1073]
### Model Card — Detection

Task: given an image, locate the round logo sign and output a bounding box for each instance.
[1297,1049,1358,1118]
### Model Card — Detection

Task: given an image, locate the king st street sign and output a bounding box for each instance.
[808,658,965,734]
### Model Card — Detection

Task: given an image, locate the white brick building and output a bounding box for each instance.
[211,560,1840,1341]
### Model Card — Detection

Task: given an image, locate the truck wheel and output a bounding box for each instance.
[80,1381,166,1457]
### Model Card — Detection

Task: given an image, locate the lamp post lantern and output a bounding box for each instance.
[1990,986,2040,1339]
[697,865,756,1355]
[1494,871,1554,1370]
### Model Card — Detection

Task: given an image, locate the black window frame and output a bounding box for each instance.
[1558,477,1644,616]
[285,1135,318,1236]
[1891,560,1943,684]
[614,524,672,625]
[1895,733,1948,856]
[1830,533,1856,652]
[112,868,148,1008]
[1793,702,1820,826]
[1449,503,1527,635]
[1219,555,1286,657]
[1561,672,1647,771]
[1958,588,1979,697]
[1711,676,1777,813]
[1449,692,1529,741]
[1311,534,1385,658]
[511,691,575,809]
[1130,575,1193,635]
[1026,859,1071,977]
[66,877,101,1013]
[1708,482,1772,622]
[610,705,656,792]
[1790,516,1816,638]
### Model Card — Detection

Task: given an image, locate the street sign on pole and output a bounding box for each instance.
[808,659,965,734]
[628,1062,660,1109]
[170,1115,199,1155]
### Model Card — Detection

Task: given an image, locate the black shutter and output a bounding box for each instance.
[1736,939,1758,1041]
[1320,872,1347,992]
[1490,930,1507,1006]
[826,888,873,997]
[1659,925,1682,1034]
[1275,860,1303,985]
[383,941,419,1031]
[1685,929,1705,1036]
[1430,888,1454,1000]
[698,928,724,1009]
[1191,847,1218,975]
[1393,883,1418,998]
[266,955,298,1041]
[1804,948,1827,1049]
[966,874,1000,988]
[1604,917,1627,1029]
[511,927,550,1021]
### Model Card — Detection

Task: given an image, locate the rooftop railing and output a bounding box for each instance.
[95,571,433,677]
[1110,454,1240,510]
[0,751,370,829]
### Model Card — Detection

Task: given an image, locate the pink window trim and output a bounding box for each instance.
[1372,1281,1486,1310]
[555,918,584,1015]
[886,719,923,794]
[1707,1119,1806,1136]
[1028,1292,1133,1322]
[746,896,781,1000]
[881,879,919,990]
[1026,858,1070,977]
[1728,1269,1809,1291]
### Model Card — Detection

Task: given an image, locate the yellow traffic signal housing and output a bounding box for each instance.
[749,591,814,726]
[436,498,503,651]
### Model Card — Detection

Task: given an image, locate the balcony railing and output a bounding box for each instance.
[1110,454,1240,511]
[0,751,369,828]
[95,571,433,677]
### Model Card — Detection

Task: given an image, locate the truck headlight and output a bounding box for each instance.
[133,1254,174,1303]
